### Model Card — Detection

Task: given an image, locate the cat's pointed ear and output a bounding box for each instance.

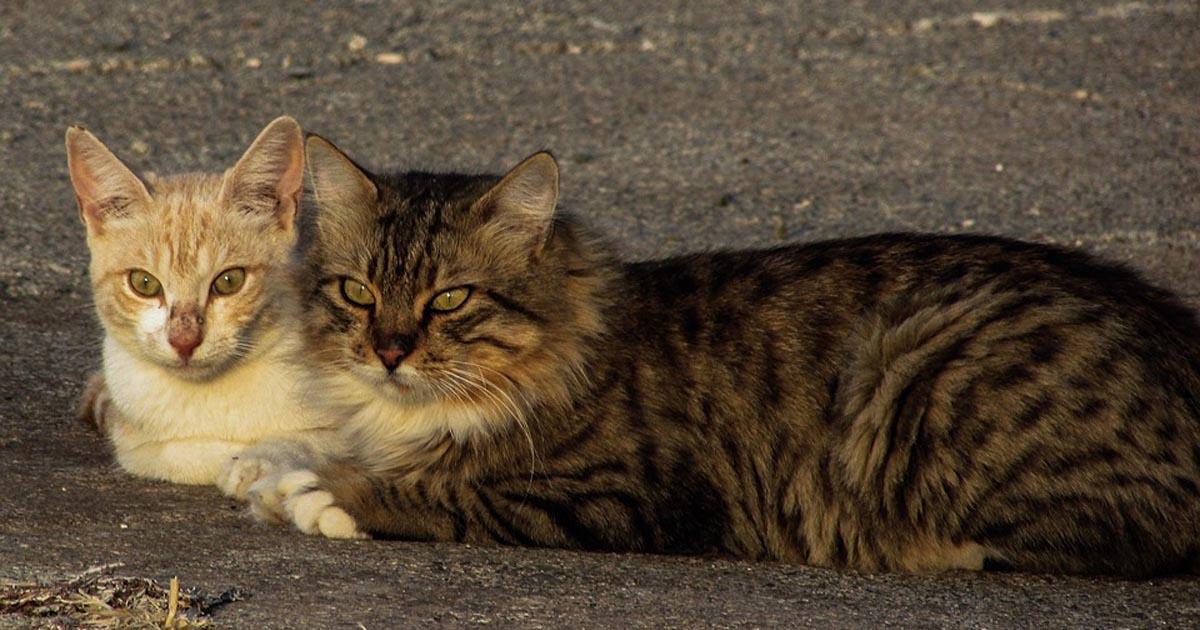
[305,134,378,235]
[474,152,559,253]
[221,116,305,231]
[65,125,152,236]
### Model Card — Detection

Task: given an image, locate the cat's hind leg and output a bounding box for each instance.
[78,371,113,434]
[894,539,990,572]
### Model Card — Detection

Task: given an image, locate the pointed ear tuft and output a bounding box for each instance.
[305,134,379,239]
[474,151,559,252]
[221,116,305,231]
[65,125,151,236]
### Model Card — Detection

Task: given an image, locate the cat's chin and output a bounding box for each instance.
[147,351,247,383]
[373,380,414,401]
[156,361,226,382]
[354,369,435,406]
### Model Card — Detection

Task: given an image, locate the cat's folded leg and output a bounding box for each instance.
[280,470,364,539]
[216,430,340,500]
[242,433,351,528]
[246,470,290,524]
[218,453,276,501]
[247,468,365,539]
[107,418,249,484]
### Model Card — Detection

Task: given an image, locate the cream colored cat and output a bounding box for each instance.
[68,117,337,498]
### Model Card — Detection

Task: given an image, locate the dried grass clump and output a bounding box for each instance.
[0,563,245,629]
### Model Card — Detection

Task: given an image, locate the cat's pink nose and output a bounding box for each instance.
[170,331,202,361]
[168,305,205,362]
[375,347,406,372]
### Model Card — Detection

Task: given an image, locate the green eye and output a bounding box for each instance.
[128,270,162,297]
[430,287,470,312]
[341,278,375,307]
[212,268,246,295]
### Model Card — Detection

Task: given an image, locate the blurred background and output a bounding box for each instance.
[1,1,1198,626]
[2,1,1196,278]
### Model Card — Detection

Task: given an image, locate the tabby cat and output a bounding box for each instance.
[250,136,1200,576]
[68,117,335,497]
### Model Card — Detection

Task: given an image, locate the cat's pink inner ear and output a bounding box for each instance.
[65,126,150,236]
[476,152,560,248]
[223,116,305,231]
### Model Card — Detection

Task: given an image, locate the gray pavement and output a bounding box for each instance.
[1,0,1199,627]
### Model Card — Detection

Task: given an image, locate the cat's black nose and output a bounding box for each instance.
[375,347,406,372]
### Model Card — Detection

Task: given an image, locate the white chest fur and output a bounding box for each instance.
[317,371,501,472]
[102,332,327,484]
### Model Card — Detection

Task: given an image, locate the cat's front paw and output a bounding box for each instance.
[254,470,366,539]
[247,472,289,524]
[217,454,275,500]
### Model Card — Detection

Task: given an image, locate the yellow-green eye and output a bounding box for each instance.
[128,269,161,297]
[212,268,246,295]
[430,287,470,312]
[341,278,375,307]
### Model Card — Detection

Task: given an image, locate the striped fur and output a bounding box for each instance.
[261,143,1200,575]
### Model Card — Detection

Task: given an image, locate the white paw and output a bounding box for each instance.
[257,470,365,539]
[249,465,316,520]
[217,455,275,500]
[247,475,288,524]
[278,469,320,496]
[284,489,363,539]
[247,469,314,524]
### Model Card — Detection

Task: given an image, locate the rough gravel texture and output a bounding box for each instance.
[1,1,1198,627]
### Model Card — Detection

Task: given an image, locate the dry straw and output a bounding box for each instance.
[0,563,244,628]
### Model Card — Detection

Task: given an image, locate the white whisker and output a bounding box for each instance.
[443,363,540,491]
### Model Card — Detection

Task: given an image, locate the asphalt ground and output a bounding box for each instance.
[1,1,1198,627]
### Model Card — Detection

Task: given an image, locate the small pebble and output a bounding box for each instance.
[286,66,314,79]
[141,58,171,72]
[62,58,91,72]
[911,18,936,32]
[99,35,134,52]
[971,12,1001,28]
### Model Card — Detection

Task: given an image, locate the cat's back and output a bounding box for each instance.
[616,231,1200,461]
[614,233,1200,574]
[621,232,1200,357]
[817,234,1200,575]
[619,233,1200,434]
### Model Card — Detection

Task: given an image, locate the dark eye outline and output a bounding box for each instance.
[428,286,472,313]
[340,277,376,308]
[211,267,246,296]
[128,269,162,298]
